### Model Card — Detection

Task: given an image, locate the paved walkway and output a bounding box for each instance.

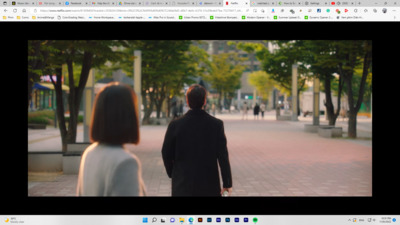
[28,111,372,196]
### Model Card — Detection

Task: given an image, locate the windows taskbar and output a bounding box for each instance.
[0,215,398,225]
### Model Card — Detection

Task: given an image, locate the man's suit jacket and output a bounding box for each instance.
[161,108,232,196]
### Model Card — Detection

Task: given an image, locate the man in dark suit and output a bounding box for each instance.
[161,84,233,196]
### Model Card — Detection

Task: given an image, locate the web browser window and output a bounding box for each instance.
[5,10,397,224]
[1,0,399,21]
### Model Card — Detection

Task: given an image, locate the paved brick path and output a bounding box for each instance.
[28,112,372,196]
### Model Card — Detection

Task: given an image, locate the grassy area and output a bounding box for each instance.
[28,110,55,125]
[28,110,83,125]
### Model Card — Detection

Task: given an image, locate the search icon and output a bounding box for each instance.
[152,218,157,223]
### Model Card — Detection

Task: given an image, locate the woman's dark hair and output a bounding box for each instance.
[90,82,139,145]
[186,84,207,109]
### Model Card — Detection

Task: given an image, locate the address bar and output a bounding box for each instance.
[36,8,236,13]
[38,8,184,13]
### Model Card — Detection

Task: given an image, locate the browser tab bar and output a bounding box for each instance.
[1,0,398,20]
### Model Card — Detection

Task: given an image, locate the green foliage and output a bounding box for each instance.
[120,40,194,91]
[28,116,49,125]
[28,40,128,148]
[28,40,61,79]
[248,71,276,101]
[228,41,267,53]
[28,110,55,119]
[202,52,246,95]
[64,115,84,123]
[112,40,204,120]
[28,110,55,125]
[248,40,311,93]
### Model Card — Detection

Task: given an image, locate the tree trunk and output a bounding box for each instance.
[66,93,79,147]
[28,73,35,110]
[142,93,154,125]
[323,74,336,126]
[51,67,68,152]
[347,110,357,138]
[167,96,171,118]
[334,74,344,124]
[156,99,162,119]
[297,88,301,117]
[62,51,93,151]
[344,72,356,138]
[155,86,166,119]
[344,41,372,139]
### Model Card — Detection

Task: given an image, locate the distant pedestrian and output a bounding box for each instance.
[178,100,183,116]
[161,84,233,196]
[276,103,282,119]
[211,103,216,116]
[77,82,146,196]
[260,103,266,119]
[242,102,248,120]
[253,104,260,120]
[172,101,179,119]
[340,107,347,121]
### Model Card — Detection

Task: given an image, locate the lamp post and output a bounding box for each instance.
[134,50,142,126]
[313,76,320,126]
[291,64,298,121]
[83,69,95,142]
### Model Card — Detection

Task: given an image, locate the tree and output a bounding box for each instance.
[352,65,372,113]
[119,40,197,124]
[336,40,372,138]
[165,43,209,115]
[28,40,57,109]
[202,53,246,112]
[29,40,126,151]
[230,41,266,73]
[301,40,344,126]
[247,71,276,102]
[228,41,267,105]
[256,40,311,116]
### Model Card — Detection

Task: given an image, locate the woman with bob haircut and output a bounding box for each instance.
[77,82,146,196]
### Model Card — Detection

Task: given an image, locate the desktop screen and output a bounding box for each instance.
[5,20,395,216]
